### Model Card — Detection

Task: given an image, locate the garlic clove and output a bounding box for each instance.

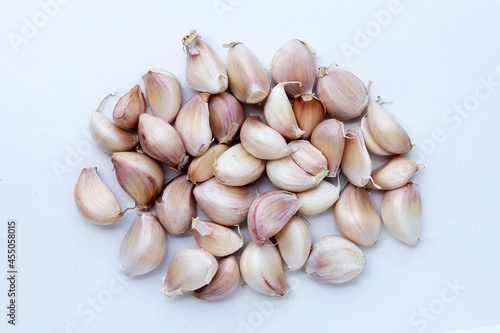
[187,144,229,184]
[275,216,311,271]
[208,92,245,144]
[289,140,328,178]
[240,114,292,160]
[240,241,290,297]
[305,235,366,284]
[341,127,373,187]
[193,178,258,226]
[297,180,340,215]
[192,218,244,257]
[155,174,196,235]
[223,42,270,104]
[334,183,381,247]
[74,167,125,225]
[292,94,325,140]
[141,68,182,123]
[175,92,213,157]
[316,64,369,120]
[263,82,304,139]
[119,213,167,277]
[183,30,228,94]
[360,115,393,157]
[213,143,265,186]
[381,182,422,246]
[271,39,316,97]
[366,157,419,190]
[138,114,189,172]
[310,119,345,178]
[112,85,146,129]
[111,152,164,210]
[266,156,323,192]
[193,255,240,300]
[163,248,218,298]
[247,190,302,244]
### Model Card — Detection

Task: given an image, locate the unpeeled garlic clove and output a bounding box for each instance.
[187,144,229,184]
[119,213,167,277]
[182,30,228,94]
[208,92,245,144]
[275,216,311,271]
[138,114,189,172]
[310,119,345,178]
[289,140,328,178]
[240,114,291,160]
[305,235,366,284]
[334,183,381,247]
[223,42,270,104]
[381,182,422,246]
[192,218,243,257]
[163,248,218,298]
[240,241,290,297]
[292,94,325,140]
[213,143,265,186]
[175,92,213,157]
[247,190,302,244]
[112,85,146,129]
[263,82,304,139]
[271,39,316,97]
[316,64,369,120]
[360,115,393,156]
[141,68,182,123]
[74,167,125,225]
[341,127,373,187]
[266,156,323,192]
[297,180,340,215]
[193,255,240,300]
[155,174,196,235]
[193,178,258,226]
[111,152,164,210]
[366,157,420,190]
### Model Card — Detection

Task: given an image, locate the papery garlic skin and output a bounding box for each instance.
[155,175,196,235]
[306,236,366,284]
[297,180,340,215]
[316,64,369,120]
[240,241,290,297]
[208,92,245,144]
[112,85,146,129]
[381,182,422,246]
[163,248,218,298]
[74,167,124,225]
[334,183,381,247]
[188,144,229,184]
[194,255,240,300]
[192,218,243,257]
[271,39,316,97]
[275,216,311,271]
[266,156,323,192]
[366,157,419,190]
[289,140,328,178]
[119,213,167,277]
[141,68,182,123]
[360,116,393,156]
[183,30,228,94]
[310,119,345,178]
[175,92,213,157]
[224,42,270,104]
[341,127,373,187]
[292,94,325,140]
[193,178,258,226]
[214,143,265,186]
[111,152,164,210]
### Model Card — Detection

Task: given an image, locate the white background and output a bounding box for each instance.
[1,0,500,332]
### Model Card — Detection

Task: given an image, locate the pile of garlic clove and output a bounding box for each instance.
[74,29,424,299]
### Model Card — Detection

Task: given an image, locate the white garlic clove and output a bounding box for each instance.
[213,143,266,186]
[193,178,258,226]
[305,235,366,284]
[193,255,240,300]
[208,92,245,144]
[316,64,369,120]
[141,68,182,123]
[292,94,326,140]
[366,157,420,190]
[111,152,164,210]
[247,190,302,244]
[275,216,311,271]
[182,30,228,94]
[310,119,345,178]
[266,156,323,192]
[334,183,381,247]
[112,85,146,129]
[381,182,422,246]
[187,144,229,184]
[155,174,196,235]
[119,213,167,277]
[360,115,393,157]
[163,248,218,298]
[289,140,328,178]
[223,42,270,104]
[240,241,290,297]
[175,92,213,157]
[341,127,373,187]
[297,180,340,215]
[192,218,244,257]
